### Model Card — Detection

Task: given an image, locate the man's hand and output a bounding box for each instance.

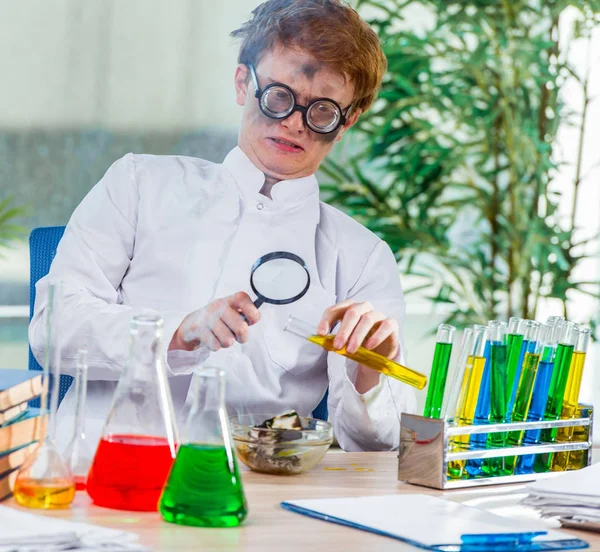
[316,300,400,393]
[169,292,261,352]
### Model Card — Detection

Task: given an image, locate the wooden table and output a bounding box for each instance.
[5,451,599,551]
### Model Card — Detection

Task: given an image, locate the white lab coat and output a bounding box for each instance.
[29,147,416,452]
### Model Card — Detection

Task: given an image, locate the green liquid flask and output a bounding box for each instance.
[159,366,247,527]
[424,324,455,418]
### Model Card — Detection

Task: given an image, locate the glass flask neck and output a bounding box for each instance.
[127,313,164,380]
[45,281,64,444]
[73,349,88,437]
[183,367,228,446]
[100,313,179,454]
[283,315,315,339]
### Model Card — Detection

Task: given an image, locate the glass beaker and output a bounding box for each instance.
[63,348,93,491]
[283,315,427,389]
[14,281,76,509]
[86,313,179,511]
[159,366,247,527]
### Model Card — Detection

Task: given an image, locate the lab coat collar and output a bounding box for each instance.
[223,146,320,205]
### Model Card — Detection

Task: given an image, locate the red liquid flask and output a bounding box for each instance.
[87,434,175,510]
[87,314,179,511]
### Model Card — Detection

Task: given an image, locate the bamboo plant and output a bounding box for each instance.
[322,0,600,327]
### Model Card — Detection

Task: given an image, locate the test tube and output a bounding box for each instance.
[483,323,509,476]
[505,317,524,411]
[446,325,487,480]
[442,328,473,422]
[503,323,545,474]
[423,324,455,419]
[552,326,591,471]
[533,321,578,473]
[515,321,561,475]
[568,404,593,470]
[465,321,505,478]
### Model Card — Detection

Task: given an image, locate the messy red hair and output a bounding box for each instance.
[231,0,387,113]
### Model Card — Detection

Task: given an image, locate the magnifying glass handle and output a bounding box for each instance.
[241,297,264,324]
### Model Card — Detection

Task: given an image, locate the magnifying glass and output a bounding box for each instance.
[242,251,310,321]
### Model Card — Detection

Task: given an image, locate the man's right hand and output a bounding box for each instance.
[168,292,261,352]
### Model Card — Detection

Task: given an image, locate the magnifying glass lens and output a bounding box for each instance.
[251,258,308,301]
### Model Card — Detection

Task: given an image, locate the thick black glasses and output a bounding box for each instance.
[248,64,351,135]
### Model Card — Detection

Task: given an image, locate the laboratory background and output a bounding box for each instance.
[0,0,599,426]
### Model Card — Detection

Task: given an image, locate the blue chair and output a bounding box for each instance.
[28,224,329,418]
[29,226,72,406]
[312,390,329,421]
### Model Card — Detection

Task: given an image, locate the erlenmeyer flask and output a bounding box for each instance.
[284,315,427,389]
[63,348,93,491]
[86,313,179,511]
[14,281,75,509]
[159,366,247,527]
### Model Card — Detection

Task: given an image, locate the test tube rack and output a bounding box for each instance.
[398,405,593,490]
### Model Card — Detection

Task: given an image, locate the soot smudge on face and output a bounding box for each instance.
[299,62,322,80]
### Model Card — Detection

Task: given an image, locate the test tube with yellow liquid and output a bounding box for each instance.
[446,325,488,479]
[283,316,427,389]
[552,326,591,471]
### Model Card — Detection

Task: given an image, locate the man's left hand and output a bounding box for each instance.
[316,300,400,360]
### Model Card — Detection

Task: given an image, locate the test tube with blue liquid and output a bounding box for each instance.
[514,321,562,475]
[465,320,505,478]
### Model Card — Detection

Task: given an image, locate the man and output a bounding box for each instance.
[30,0,417,452]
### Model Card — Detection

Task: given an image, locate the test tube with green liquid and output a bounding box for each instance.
[483,323,509,476]
[505,317,525,419]
[423,324,456,419]
[533,321,577,473]
[447,326,488,480]
[552,326,591,471]
[503,322,544,474]
[514,321,561,475]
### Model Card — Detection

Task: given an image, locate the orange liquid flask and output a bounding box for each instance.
[14,281,76,509]
[87,314,179,511]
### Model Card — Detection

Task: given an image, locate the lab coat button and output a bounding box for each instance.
[256,202,264,210]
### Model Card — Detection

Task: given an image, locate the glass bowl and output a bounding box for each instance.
[230,414,333,475]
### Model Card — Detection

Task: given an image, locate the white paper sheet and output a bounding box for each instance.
[0,506,148,551]
[283,494,570,547]
[527,462,600,500]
